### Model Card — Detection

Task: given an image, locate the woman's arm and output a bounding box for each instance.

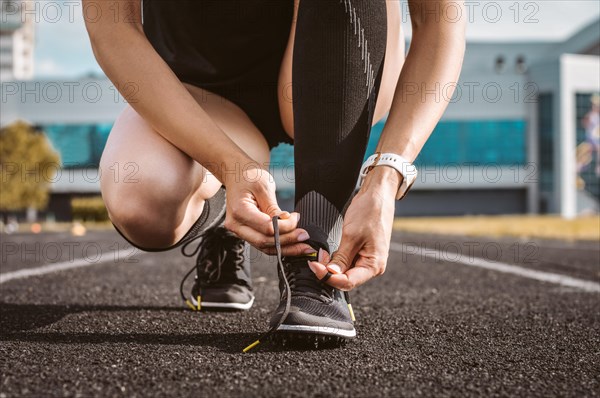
[309,0,467,290]
[84,0,252,184]
[376,0,466,163]
[85,0,300,251]
[365,0,466,195]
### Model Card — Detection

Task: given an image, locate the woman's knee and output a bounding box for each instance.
[100,158,194,249]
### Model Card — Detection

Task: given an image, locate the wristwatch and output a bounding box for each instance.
[358,152,418,200]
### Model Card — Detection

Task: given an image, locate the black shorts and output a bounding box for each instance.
[142,0,294,149]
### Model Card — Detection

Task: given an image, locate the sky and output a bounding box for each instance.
[33,0,600,78]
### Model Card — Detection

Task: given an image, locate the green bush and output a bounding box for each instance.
[71,196,109,222]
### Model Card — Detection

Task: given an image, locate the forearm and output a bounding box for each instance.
[86,12,252,185]
[376,4,466,163]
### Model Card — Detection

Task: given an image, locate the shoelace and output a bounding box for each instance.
[242,216,290,352]
[283,257,334,301]
[243,215,354,353]
[179,228,245,311]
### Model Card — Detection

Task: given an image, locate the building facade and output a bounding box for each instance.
[1,19,599,220]
[0,0,34,81]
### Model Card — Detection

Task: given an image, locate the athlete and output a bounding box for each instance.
[84,0,465,345]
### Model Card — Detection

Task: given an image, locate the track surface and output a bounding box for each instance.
[1,230,599,397]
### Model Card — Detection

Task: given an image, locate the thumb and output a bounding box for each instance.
[327,237,359,274]
[255,186,289,219]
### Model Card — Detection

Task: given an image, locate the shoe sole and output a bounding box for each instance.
[277,324,356,338]
[190,295,255,311]
[271,331,352,349]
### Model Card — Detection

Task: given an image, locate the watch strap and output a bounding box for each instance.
[359,152,418,200]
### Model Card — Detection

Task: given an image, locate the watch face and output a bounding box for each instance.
[396,170,417,201]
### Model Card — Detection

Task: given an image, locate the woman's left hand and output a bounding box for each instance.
[307,167,400,291]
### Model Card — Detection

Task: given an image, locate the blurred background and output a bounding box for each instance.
[0,0,599,238]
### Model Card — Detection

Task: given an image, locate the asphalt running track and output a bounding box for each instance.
[1,230,598,397]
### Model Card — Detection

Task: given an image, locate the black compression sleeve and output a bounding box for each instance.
[292,0,387,253]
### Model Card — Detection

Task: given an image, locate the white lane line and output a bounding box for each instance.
[390,242,600,293]
[0,249,143,284]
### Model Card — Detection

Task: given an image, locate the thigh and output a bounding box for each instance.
[277,0,405,138]
[183,83,271,165]
[99,104,208,208]
[101,84,271,198]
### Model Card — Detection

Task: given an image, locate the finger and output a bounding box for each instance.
[318,248,331,264]
[231,224,275,249]
[330,267,375,291]
[308,261,375,291]
[255,192,305,235]
[232,204,274,235]
[275,212,301,234]
[233,225,310,250]
[277,228,310,247]
[255,190,285,220]
[234,206,297,236]
[278,210,292,219]
[327,237,360,274]
[307,260,330,280]
[263,243,316,256]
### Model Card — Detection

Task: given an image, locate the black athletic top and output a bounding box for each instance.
[142,0,295,148]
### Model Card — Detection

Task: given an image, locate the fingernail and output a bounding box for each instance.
[319,248,331,264]
[297,231,310,241]
[327,264,342,274]
[303,247,317,254]
[307,261,320,274]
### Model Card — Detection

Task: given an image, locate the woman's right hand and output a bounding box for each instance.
[223,165,313,256]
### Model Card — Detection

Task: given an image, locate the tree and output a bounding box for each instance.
[0,121,60,213]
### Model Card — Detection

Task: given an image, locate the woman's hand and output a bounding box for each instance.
[307,167,400,290]
[223,165,314,256]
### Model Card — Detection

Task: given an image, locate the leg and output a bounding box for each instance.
[374,0,405,123]
[258,0,392,345]
[279,0,404,135]
[290,0,389,251]
[101,84,270,249]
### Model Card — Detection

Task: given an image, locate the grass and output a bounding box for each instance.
[4,216,600,242]
[393,215,600,242]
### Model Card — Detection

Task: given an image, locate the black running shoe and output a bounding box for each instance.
[269,254,356,340]
[243,216,355,352]
[180,226,254,310]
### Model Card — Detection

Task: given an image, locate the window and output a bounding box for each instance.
[43,124,113,168]
[366,119,527,167]
[537,93,554,213]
